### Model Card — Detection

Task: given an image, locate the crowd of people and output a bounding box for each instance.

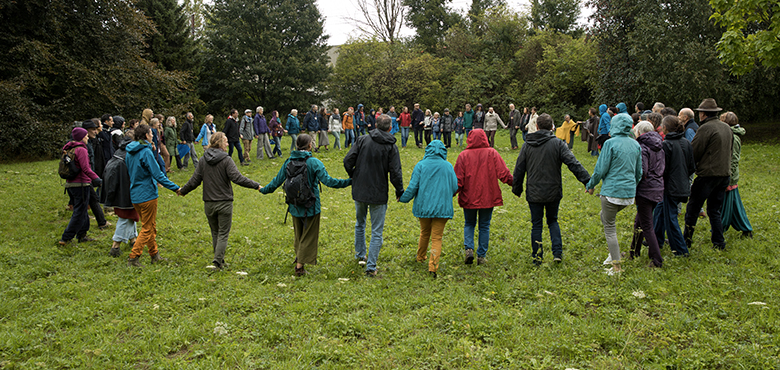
[57,97,753,277]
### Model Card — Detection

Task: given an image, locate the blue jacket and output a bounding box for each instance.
[196,123,216,147]
[125,140,179,204]
[261,150,351,217]
[304,109,319,132]
[355,104,366,127]
[597,104,611,135]
[586,114,642,198]
[684,118,698,142]
[616,102,628,114]
[286,114,301,134]
[399,141,458,219]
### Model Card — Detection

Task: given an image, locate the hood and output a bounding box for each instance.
[204,147,229,165]
[63,141,86,151]
[424,140,448,160]
[466,129,489,149]
[637,131,663,152]
[369,128,397,144]
[126,140,151,154]
[357,104,364,110]
[141,109,153,123]
[617,103,628,114]
[610,114,634,137]
[288,114,297,120]
[665,132,684,140]
[113,116,125,130]
[525,129,556,147]
[731,125,745,136]
[290,149,312,160]
[599,104,607,115]
[117,137,133,151]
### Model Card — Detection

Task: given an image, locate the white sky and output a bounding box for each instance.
[317,0,594,45]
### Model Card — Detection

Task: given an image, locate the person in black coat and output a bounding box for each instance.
[222,109,246,165]
[512,113,591,264]
[103,138,138,257]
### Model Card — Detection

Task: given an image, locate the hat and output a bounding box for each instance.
[444,108,450,112]
[72,127,88,142]
[81,120,97,129]
[112,115,125,129]
[695,98,722,112]
[245,109,252,114]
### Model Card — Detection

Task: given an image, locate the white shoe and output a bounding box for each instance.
[603,254,612,265]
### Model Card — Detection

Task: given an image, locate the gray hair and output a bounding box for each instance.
[256,106,264,113]
[291,109,298,115]
[679,108,694,120]
[376,114,392,131]
[634,121,654,137]
[165,116,176,127]
[653,102,665,112]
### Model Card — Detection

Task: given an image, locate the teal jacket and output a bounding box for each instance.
[286,114,301,135]
[586,114,642,198]
[261,150,351,217]
[125,140,179,204]
[399,141,458,219]
[463,109,474,129]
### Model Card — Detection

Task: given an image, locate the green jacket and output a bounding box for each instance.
[261,150,351,217]
[164,126,178,155]
[729,125,745,186]
[463,109,474,129]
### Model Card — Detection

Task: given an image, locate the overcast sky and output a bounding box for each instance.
[316,0,594,45]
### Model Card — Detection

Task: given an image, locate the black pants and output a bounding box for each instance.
[509,127,518,148]
[228,141,244,163]
[414,127,423,146]
[62,186,91,241]
[424,130,432,145]
[684,176,729,248]
[442,131,452,147]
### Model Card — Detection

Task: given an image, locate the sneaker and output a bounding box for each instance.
[150,253,166,264]
[604,268,621,276]
[127,256,142,267]
[365,269,377,277]
[241,162,250,166]
[553,257,562,263]
[57,239,70,246]
[464,249,474,265]
[476,257,487,265]
[357,257,367,265]
[109,247,121,257]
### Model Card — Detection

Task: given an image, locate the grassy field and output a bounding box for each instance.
[1,130,778,369]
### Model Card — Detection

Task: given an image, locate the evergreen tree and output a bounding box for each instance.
[529,0,582,36]
[403,0,462,51]
[136,0,200,73]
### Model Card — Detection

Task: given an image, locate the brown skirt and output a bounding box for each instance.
[292,213,321,265]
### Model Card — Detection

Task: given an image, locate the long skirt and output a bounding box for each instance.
[722,186,753,232]
[318,131,330,147]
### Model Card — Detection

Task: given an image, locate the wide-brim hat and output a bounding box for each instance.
[695,98,722,112]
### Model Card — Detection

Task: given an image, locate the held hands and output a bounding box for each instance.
[257,185,264,193]
[586,188,594,195]
[176,188,183,197]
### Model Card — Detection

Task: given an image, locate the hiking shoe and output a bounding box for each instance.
[553,257,562,263]
[429,271,437,279]
[295,266,307,277]
[464,249,474,265]
[109,247,121,257]
[78,236,96,243]
[127,256,142,267]
[357,257,367,266]
[150,253,166,264]
[98,222,112,230]
[365,269,377,277]
[57,239,70,246]
[476,257,487,265]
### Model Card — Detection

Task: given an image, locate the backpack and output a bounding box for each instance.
[283,158,316,209]
[58,147,81,180]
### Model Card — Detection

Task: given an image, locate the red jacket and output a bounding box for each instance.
[399,112,412,127]
[454,129,513,209]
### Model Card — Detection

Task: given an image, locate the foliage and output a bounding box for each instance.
[199,0,331,116]
[403,0,462,51]
[710,0,780,75]
[1,134,780,367]
[529,0,583,36]
[136,0,200,73]
[0,0,192,161]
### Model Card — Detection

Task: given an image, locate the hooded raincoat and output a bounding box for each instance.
[454,129,513,208]
[125,140,180,204]
[399,141,458,218]
[586,114,642,198]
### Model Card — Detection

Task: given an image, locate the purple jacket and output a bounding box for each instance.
[63,141,99,184]
[636,131,665,202]
[253,113,270,135]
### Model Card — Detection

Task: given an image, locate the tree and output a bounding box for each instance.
[529,0,582,36]
[199,0,331,116]
[136,0,200,73]
[468,0,506,24]
[181,0,207,40]
[350,0,406,43]
[710,0,780,75]
[404,0,462,51]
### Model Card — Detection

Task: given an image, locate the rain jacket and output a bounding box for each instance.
[103,139,134,209]
[342,112,354,130]
[261,150,351,217]
[692,116,733,177]
[635,131,665,202]
[304,109,319,132]
[223,117,240,142]
[62,141,99,185]
[684,118,699,142]
[399,112,411,127]
[598,104,611,135]
[411,107,424,129]
[343,128,404,204]
[441,113,454,132]
[512,129,590,203]
[729,125,746,186]
[586,114,642,198]
[399,140,458,218]
[196,122,216,147]
[555,118,580,142]
[463,109,474,129]
[180,119,195,143]
[454,129,513,209]
[329,113,342,133]
[254,113,270,135]
[661,132,695,199]
[484,111,506,131]
[125,140,179,204]
[355,104,366,128]
[286,114,301,134]
[180,147,260,202]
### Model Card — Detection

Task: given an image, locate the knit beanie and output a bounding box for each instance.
[72,127,88,142]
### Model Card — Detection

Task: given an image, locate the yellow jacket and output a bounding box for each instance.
[555,119,580,142]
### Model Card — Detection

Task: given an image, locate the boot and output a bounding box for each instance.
[150,253,166,264]
[127,256,142,267]
[683,225,694,250]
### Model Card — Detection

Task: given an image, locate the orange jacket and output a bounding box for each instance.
[342,113,354,130]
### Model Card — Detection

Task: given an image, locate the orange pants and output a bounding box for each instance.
[416,218,448,272]
[130,199,158,258]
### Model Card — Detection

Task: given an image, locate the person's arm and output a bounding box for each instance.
[587,144,612,190]
[454,156,464,194]
[75,146,99,180]
[226,158,261,189]
[498,115,507,129]
[314,159,352,188]
[691,128,705,163]
[641,146,650,181]
[343,140,359,178]
[684,142,696,177]
[179,160,204,195]
[495,151,513,186]
[511,148,526,197]
[388,146,404,199]
[260,162,288,194]
[635,145,644,184]
[195,124,205,143]
[143,149,179,191]
[398,163,420,203]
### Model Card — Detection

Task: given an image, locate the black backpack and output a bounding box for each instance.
[283,158,316,209]
[58,147,81,180]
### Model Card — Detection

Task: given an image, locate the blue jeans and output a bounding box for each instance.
[357,126,366,136]
[400,127,410,147]
[112,217,138,243]
[344,129,355,147]
[528,200,562,260]
[272,136,282,156]
[433,131,440,140]
[332,131,341,149]
[289,134,298,152]
[465,128,472,140]
[654,194,688,255]
[354,201,388,272]
[228,141,244,163]
[463,208,493,258]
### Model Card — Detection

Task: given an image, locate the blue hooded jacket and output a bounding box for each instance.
[598,104,611,135]
[286,114,301,134]
[399,140,458,218]
[355,104,366,127]
[586,113,642,198]
[125,140,179,204]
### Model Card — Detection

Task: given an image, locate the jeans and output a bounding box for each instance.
[205,200,232,267]
[354,201,388,272]
[600,196,629,262]
[344,129,355,148]
[630,196,662,267]
[228,141,244,163]
[432,131,440,141]
[357,126,366,136]
[455,132,464,146]
[522,131,527,142]
[654,194,688,256]
[272,136,282,157]
[289,134,298,152]
[62,186,91,241]
[112,217,138,243]
[528,200,562,260]
[684,176,729,248]
[182,142,199,167]
[400,127,410,147]
[332,131,341,149]
[414,127,423,146]
[465,128,472,141]
[463,208,493,258]
[442,131,452,147]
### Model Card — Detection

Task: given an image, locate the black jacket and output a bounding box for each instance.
[441,114,454,132]
[103,139,133,209]
[366,114,376,130]
[512,130,591,203]
[509,109,521,129]
[223,117,240,142]
[411,109,424,128]
[343,129,404,204]
[662,132,696,199]
[181,119,195,143]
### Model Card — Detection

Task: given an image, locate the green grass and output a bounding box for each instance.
[1,131,779,369]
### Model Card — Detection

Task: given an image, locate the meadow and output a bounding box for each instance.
[0,129,778,369]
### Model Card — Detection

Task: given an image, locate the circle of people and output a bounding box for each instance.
[58,98,752,277]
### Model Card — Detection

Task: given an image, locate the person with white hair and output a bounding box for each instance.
[629,121,665,267]
[253,106,274,159]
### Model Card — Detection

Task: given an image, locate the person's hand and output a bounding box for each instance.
[176,188,183,196]
[240,135,244,139]
[586,188,594,195]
